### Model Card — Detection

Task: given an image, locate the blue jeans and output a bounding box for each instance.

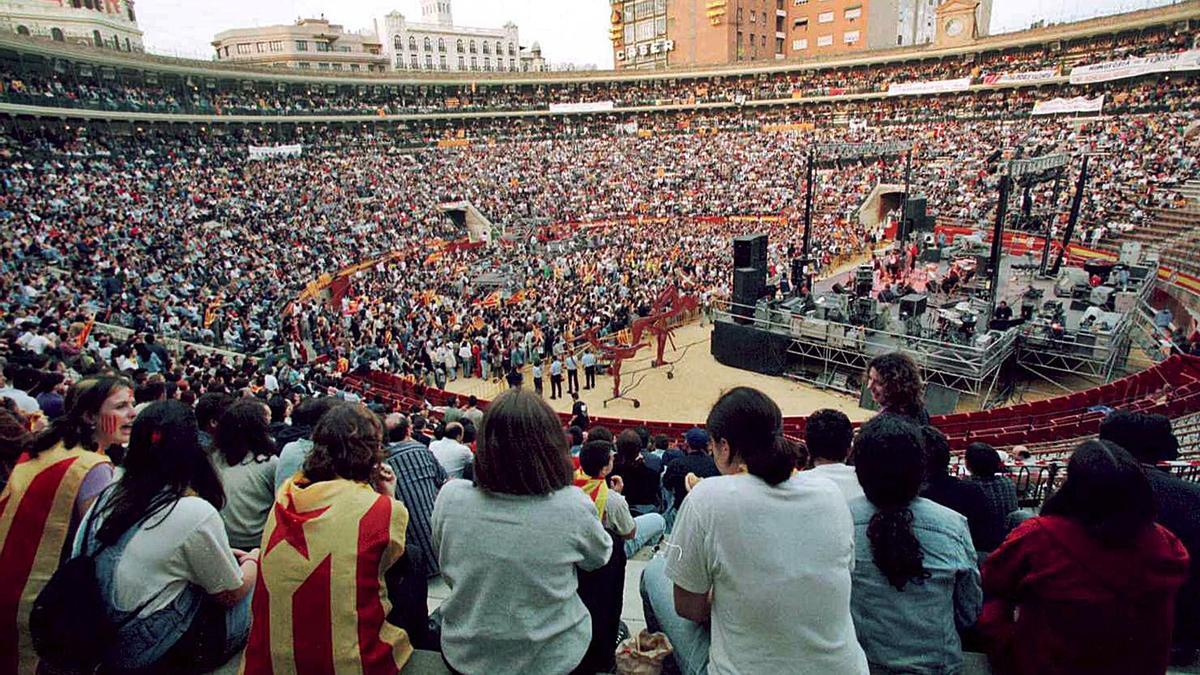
[624,513,666,558]
[640,555,710,675]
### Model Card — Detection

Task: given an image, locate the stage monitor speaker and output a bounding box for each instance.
[733,233,768,272]
[1113,291,1138,314]
[859,380,959,417]
[732,267,766,323]
[899,294,928,319]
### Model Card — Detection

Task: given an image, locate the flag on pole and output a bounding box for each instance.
[75,317,95,349]
[479,291,501,309]
[241,478,412,674]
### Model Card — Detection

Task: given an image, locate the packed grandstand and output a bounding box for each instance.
[2,2,1200,674]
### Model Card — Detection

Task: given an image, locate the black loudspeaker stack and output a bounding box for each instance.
[901,197,931,240]
[732,267,766,323]
[733,233,768,273]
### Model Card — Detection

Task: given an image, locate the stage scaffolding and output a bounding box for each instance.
[1015,265,1156,383]
[713,306,1018,400]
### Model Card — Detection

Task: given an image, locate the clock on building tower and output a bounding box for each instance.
[934,0,979,48]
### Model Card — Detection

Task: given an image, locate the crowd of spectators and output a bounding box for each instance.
[1,76,1195,394]
[5,343,1195,673]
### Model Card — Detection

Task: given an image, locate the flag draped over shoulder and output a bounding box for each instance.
[573,469,609,522]
[241,477,411,675]
[0,443,110,675]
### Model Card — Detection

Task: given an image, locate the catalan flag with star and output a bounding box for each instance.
[0,443,111,674]
[241,476,411,675]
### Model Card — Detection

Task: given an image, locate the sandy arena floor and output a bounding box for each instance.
[442,321,873,424]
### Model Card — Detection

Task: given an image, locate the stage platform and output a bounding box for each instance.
[714,245,1158,409]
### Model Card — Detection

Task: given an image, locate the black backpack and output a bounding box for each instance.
[30,491,157,672]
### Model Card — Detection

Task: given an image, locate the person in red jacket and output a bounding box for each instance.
[979,439,1189,675]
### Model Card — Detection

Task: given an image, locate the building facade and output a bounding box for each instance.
[613,0,786,70]
[379,0,545,73]
[0,0,142,51]
[212,17,388,72]
[628,0,995,67]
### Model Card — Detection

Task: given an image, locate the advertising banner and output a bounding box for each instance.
[1031,95,1105,116]
[1069,49,1200,84]
[886,77,971,96]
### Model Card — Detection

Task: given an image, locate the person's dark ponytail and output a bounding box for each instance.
[854,414,930,591]
[707,387,794,486]
[867,507,929,590]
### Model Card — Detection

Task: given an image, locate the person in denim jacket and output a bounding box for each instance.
[848,414,982,674]
[74,401,256,673]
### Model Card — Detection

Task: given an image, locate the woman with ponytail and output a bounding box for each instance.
[640,387,867,674]
[849,414,981,674]
[0,375,132,674]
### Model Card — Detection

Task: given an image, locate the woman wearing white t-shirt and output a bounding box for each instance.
[74,400,257,673]
[640,387,868,675]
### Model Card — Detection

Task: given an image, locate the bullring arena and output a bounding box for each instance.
[4,1,1200,673]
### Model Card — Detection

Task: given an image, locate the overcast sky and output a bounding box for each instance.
[137,0,1183,68]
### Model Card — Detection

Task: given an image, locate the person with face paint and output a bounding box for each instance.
[0,375,133,673]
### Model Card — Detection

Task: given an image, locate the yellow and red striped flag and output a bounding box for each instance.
[75,317,95,349]
[241,477,411,675]
[0,443,111,674]
[573,469,609,522]
[506,289,526,306]
[424,250,444,266]
[479,291,501,309]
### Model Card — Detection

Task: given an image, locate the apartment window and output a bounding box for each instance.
[817,34,833,46]
[749,34,756,46]
[844,30,860,43]
[423,37,431,51]
[318,62,330,70]
[776,15,785,32]
[471,56,477,70]
[510,59,516,71]
[236,43,251,54]
[624,24,635,43]
[458,55,465,69]
[270,40,283,52]
[332,63,342,70]
[845,6,862,20]
[51,27,64,41]
[776,37,785,53]
[316,41,330,52]
[470,40,476,53]
[750,10,756,22]
[350,64,360,71]
[508,43,515,56]
[483,41,490,54]
[411,54,419,68]
[777,0,784,8]
[256,42,265,53]
[409,36,417,50]
[636,20,655,41]
[656,16,667,35]
[297,62,310,69]
[425,53,433,67]
[484,57,490,70]
[394,35,403,50]
[818,11,833,23]
[457,39,464,52]
[762,12,767,24]
[794,18,808,30]
[438,38,446,52]
[440,55,447,69]
[223,46,230,57]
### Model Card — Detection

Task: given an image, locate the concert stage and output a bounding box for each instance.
[712,245,1158,410]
